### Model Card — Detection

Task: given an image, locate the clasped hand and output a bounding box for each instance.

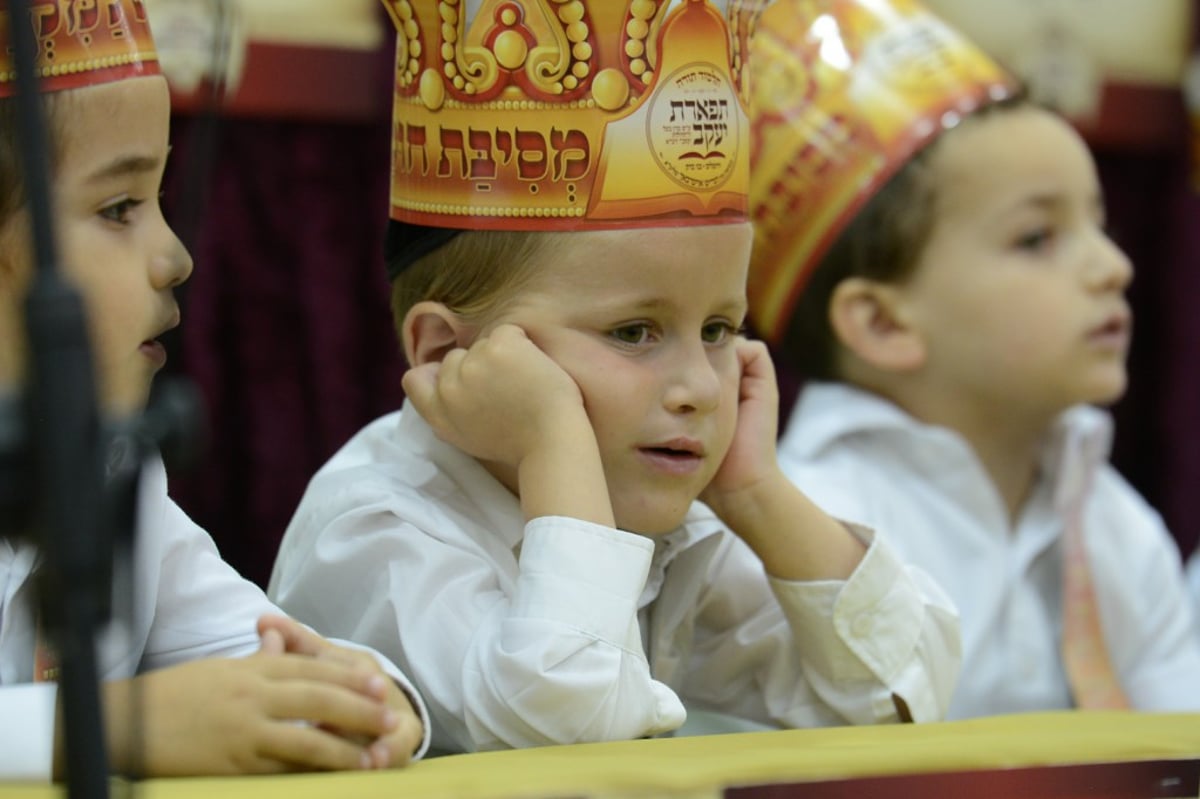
[95,615,423,777]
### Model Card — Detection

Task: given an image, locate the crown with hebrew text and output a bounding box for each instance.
[380,0,750,232]
[742,0,1018,345]
[0,0,160,97]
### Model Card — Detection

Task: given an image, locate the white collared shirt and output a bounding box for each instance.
[268,401,961,755]
[1187,550,1200,640]
[778,382,1200,717]
[0,457,430,781]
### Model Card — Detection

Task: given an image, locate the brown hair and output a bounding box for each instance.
[389,228,555,349]
[779,96,1028,380]
[0,93,69,232]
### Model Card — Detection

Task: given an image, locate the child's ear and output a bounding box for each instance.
[828,277,925,372]
[402,301,474,367]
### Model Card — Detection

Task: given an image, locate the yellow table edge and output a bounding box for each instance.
[2,711,1197,799]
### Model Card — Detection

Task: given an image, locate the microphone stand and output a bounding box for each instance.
[6,1,110,794]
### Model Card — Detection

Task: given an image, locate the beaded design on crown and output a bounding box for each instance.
[380,0,750,231]
[0,0,160,97]
[744,0,1017,345]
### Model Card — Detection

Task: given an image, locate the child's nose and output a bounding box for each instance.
[1088,231,1133,293]
[662,342,722,414]
[151,234,193,290]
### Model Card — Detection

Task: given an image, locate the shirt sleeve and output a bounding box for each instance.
[0,683,57,781]
[467,518,686,748]
[768,528,961,723]
[682,526,960,726]
[136,494,276,667]
[272,508,686,753]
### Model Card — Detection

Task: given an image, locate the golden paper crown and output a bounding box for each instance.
[0,0,160,97]
[743,0,1018,345]
[380,0,750,231]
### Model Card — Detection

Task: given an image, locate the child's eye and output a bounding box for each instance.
[701,320,741,345]
[610,323,652,345]
[99,198,144,226]
[1014,227,1054,253]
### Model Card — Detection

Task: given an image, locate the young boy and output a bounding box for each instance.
[0,0,427,779]
[269,0,961,755]
[745,0,1200,717]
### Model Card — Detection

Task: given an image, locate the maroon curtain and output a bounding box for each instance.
[161,105,405,588]
[1156,163,1200,561]
[1104,4,1200,561]
[1099,142,1200,561]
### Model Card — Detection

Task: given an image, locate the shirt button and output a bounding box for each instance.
[851,615,874,638]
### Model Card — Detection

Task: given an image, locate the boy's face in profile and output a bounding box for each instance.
[0,75,192,418]
[894,105,1133,421]
[484,222,752,535]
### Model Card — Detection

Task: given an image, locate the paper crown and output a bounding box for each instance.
[380,0,750,232]
[0,0,160,97]
[743,0,1018,345]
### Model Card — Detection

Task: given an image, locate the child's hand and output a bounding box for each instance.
[256,615,424,769]
[402,323,589,470]
[97,645,403,777]
[403,323,615,526]
[700,338,866,582]
[701,337,782,515]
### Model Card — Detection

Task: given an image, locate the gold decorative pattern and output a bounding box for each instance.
[391,0,424,90]
[0,0,160,96]
[380,0,750,232]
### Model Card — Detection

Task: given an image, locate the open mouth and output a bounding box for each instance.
[643,446,697,458]
[1089,313,1130,346]
[141,310,182,367]
[638,441,704,475]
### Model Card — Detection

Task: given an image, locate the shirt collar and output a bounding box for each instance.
[639,504,727,609]
[781,381,962,459]
[1038,405,1113,513]
[783,382,1114,514]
